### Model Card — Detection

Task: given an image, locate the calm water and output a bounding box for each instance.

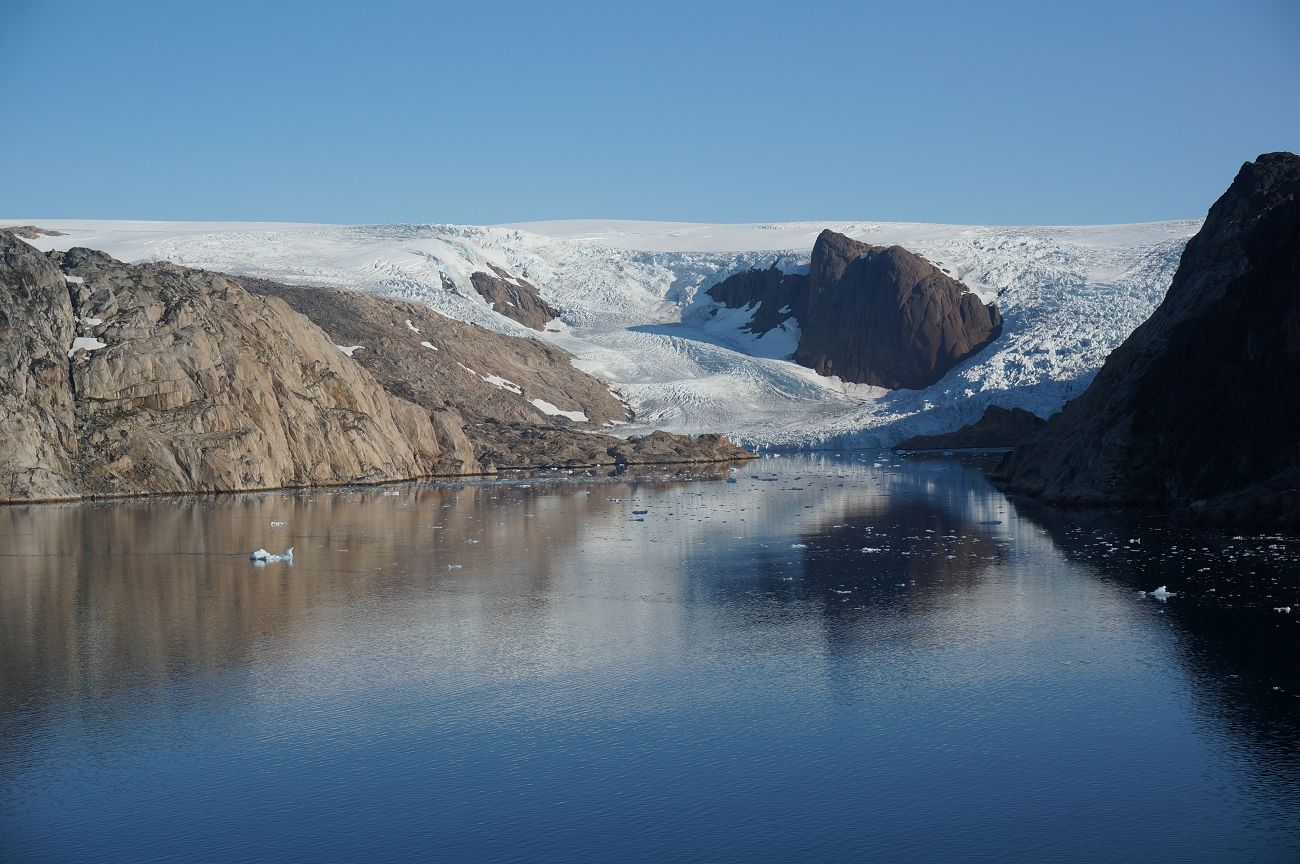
[2,454,1298,863]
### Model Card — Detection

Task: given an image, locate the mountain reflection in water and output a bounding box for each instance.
[2,455,1297,863]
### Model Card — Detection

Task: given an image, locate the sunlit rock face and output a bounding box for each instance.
[709,229,1003,389]
[0,231,80,501]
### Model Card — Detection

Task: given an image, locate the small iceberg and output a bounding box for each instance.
[1145,585,1176,600]
[251,546,294,564]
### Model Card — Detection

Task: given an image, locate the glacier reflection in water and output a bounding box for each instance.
[1,454,1298,863]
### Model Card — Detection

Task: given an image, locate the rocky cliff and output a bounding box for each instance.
[996,152,1300,527]
[707,229,1002,389]
[3,236,460,502]
[0,234,81,501]
[0,233,751,502]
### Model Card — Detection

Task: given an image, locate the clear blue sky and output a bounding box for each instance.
[3,0,1297,225]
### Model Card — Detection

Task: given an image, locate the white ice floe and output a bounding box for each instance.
[68,336,106,358]
[1146,586,1176,600]
[336,345,363,357]
[250,546,294,564]
[530,398,587,422]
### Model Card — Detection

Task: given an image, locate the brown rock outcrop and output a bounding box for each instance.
[708,229,1003,389]
[469,265,558,330]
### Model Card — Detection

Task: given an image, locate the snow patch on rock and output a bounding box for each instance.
[530,398,588,423]
[68,336,106,358]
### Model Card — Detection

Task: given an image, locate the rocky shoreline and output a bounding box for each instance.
[0,231,752,504]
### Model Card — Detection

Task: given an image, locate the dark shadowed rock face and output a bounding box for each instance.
[705,264,806,336]
[997,152,1300,528]
[895,406,1047,451]
[469,265,559,330]
[708,229,1002,389]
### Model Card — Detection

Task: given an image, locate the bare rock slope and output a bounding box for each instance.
[996,152,1300,527]
[241,279,750,470]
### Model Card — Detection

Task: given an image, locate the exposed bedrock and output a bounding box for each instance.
[707,229,1003,389]
[996,152,1300,528]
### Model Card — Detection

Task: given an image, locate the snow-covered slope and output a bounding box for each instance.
[8,217,1199,448]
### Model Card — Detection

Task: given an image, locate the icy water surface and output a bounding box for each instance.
[2,454,1298,863]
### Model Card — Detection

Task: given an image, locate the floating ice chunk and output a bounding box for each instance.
[530,398,587,422]
[270,521,286,527]
[1275,606,1292,614]
[791,543,807,549]
[1148,585,1176,600]
[420,341,438,351]
[68,336,106,358]
[336,345,363,357]
[250,546,293,563]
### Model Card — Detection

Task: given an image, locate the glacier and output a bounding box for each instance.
[11,217,1200,448]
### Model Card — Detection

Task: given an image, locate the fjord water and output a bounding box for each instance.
[2,455,1298,863]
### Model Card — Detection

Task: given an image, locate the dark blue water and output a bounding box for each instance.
[2,454,1298,863]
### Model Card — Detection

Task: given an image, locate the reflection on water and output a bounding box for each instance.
[2,455,1298,863]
